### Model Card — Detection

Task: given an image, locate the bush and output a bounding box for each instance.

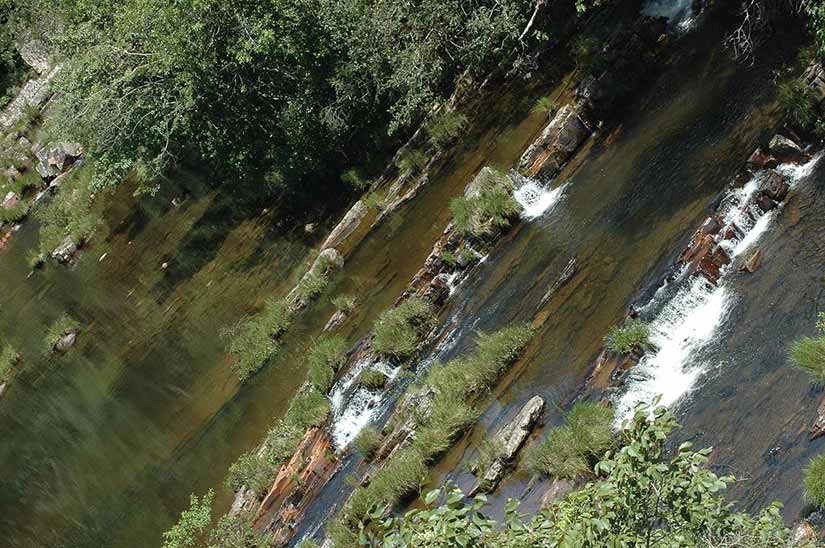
[0,202,29,223]
[605,319,649,354]
[372,297,434,360]
[450,168,521,238]
[353,426,382,459]
[208,513,269,548]
[341,168,370,191]
[161,490,214,548]
[224,297,292,381]
[396,149,429,175]
[287,387,332,430]
[331,294,356,314]
[307,335,348,392]
[294,252,339,305]
[778,76,819,129]
[44,314,80,354]
[0,344,20,383]
[805,454,825,507]
[427,111,468,149]
[358,368,388,391]
[527,402,614,479]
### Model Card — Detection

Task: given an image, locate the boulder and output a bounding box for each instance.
[769,134,807,164]
[810,396,825,441]
[746,147,778,171]
[323,310,348,332]
[758,170,790,202]
[791,521,817,543]
[18,38,50,73]
[739,248,762,273]
[320,200,368,253]
[51,235,78,263]
[469,396,545,495]
[47,142,83,172]
[519,104,593,179]
[541,477,579,507]
[424,272,451,306]
[2,191,19,209]
[54,331,77,353]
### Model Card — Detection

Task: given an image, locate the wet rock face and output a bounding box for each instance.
[747,147,779,171]
[469,395,545,495]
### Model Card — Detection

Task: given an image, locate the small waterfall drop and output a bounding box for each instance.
[512,175,568,220]
[642,0,696,30]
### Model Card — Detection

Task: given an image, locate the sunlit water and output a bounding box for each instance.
[643,0,696,30]
[512,176,569,220]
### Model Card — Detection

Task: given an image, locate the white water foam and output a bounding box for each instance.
[642,0,695,30]
[614,276,730,426]
[513,179,568,220]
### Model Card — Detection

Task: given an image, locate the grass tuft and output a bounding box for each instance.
[450,168,521,238]
[805,454,825,507]
[790,336,825,380]
[372,297,434,360]
[44,314,80,354]
[223,297,291,381]
[0,344,20,383]
[605,319,649,354]
[354,426,382,460]
[307,335,348,392]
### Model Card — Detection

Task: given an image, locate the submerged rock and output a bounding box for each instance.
[810,397,825,441]
[747,147,778,171]
[51,235,78,263]
[54,331,77,353]
[469,395,545,496]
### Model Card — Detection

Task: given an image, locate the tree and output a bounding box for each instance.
[161,490,214,548]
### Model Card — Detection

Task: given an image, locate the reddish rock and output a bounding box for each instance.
[759,171,790,202]
[755,193,777,213]
[746,147,778,170]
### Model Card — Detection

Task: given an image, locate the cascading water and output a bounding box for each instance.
[512,175,569,220]
[614,155,822,426]
[642,0,696,30]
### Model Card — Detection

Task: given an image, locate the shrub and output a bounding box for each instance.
[450,168,521,238]
[286,387,331,430]
[294,252,338,305]
[331,294,356,314]
[396,148,429,174]
[161,490,213,548]
[0,344,20,383]
[566,401,615,457]
[531,96,557,115]
[224,297,291,381]
[35,165,99,256]
[366,446,428,506]
[358,368,388,391]
[805,454,825,507]
[0,201,29,223]
[208,513,269,548]
[44,314,80,354]
[341,168,370,191]
[372,297,434,360]
[427,111,468,149]
[224,449,274,497]
[307,335,348,392]
[353,426,382,459]
[605,319,649,354]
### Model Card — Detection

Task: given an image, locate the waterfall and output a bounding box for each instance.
[512,176,569,220]
[642,0,695,30]
[614,154,822,426]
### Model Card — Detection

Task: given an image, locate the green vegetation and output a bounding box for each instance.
[43,313,79,353]
[225,386,330,496]
[307,335,348,392]
[0,168,42,197]
[531,95,557,115]
[330,325,532,540]
[294,252,339,306]
[790,313,825,380]
[358,404,815,547]
[296,539,319,548]
[340,168,371,191]
[0,344,20,384]
[223,297,291,382]
[161,490,214,548]
[371,297,434,360]
[450,168,521,238]
[331,294,356,314]
[472,436,505,474]
[358,368,387,391]
[26,250,45,270]
[353,426,382,460]
[0,201,28,223]
[604,318,650,354]
[439,249,457,268]
[526,401,614,479]
[395,149,429,175]
[805,454,825,507]
[34,165,99,256]
[427,111,468,149]
[7,0,567,192]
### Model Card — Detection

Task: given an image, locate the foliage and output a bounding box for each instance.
[605,318,650,354]
[0,344,20,383]
[26,249,45,270]
[805,454,825,507]
[395,148,429,175]
[207,513,270,548]
[472,436,506,474]
[450,168,521,238]
[294,252,339,306]
[777,76,819,129]
[44,313,79,353]
[372,297,434,360]
[440,249,457,268]
[223,297,291,382]
[530,95,557,115]
[296,539,319,548]
[307,335,348,392]
[361,404,814,547]
[161,490,214,548]
[341,168,371,191]
[427,111,468,149]
[789,314,825,380]
[358,368,387,391]
[331,294,356,314]
[34,165,99,256]
[807,1,825,56]
[526,402,614,479]
[353,426,382,460]
[0,201,29,223]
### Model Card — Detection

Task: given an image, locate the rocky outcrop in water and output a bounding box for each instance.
[469,395,544,496]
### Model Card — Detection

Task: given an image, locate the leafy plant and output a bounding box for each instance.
[440,249,457,268]
[161,490,213,548]
[372,297,434,360]
[208,513,270,548]
[307,335,348,392]
[605,319,650,354]
[223,297,292,382]
[35,165,99,256]
[353,426,382,460]
[531,96,557,115]
[341,168,371,191]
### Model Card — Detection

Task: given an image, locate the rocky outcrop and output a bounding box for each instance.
[319,200,369,253]
[769,134,807,164]
[286,248,344,311]
[54,331,77,353]
[519,103,594,180]
[0,65,60,133]
[18,38,50,74]
[469,396,545,495]
[51,235,78,264]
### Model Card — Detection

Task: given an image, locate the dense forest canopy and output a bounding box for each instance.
[2,0,607,193]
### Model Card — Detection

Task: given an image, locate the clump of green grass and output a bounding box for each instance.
[0,168,42,197]
[427,111,468,149]
[294,252,339,306]
[354,426,382,460]
[307,335,348,392]
[790,313,825,380]
[359,368,388,391]
[225,386,330,495]
[44,314,80,354]
[440,249,457,268]
[778,76,819,129]
[331,294,356,314]
[223,297,292,381]
[805,454,825,507]
[0,201,29,223]
[604,319,650,354]
[26,250,45,270]
[450,168,521,238]
[472,436,506,474]
[341,168,371,191]
[0,344,20,383]
[35,165,99,256]
[531,96,557,115]
[372,297,434,360]
[296,539,320,548]
[526,402,614,479]
[395,148,428,174]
